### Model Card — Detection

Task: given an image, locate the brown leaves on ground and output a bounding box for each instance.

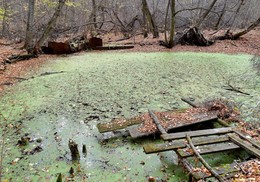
[232,159,260,182]
[137,107,209,133]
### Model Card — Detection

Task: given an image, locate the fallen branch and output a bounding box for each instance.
[186,134,225,182]
[4,54,37,64]
[148,110,167,135]
[222,84,250,95]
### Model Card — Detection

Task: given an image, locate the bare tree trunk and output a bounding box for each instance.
[90,0,97,33]
[1,0,9,38]
[232,16,260,39]
[142,4,148,38]
[214,0,227,30]
[168,0,175,48]
[24,0,35,53]
[34,0,66,55]
[195,0,218,28]
[142,0,159,38]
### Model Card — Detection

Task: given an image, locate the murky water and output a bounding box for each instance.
[0,52,259,181]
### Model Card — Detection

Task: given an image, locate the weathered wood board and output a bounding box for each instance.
[97,117,142,133]
[228,133,260,158]
[143,135,229,154]
[161,127,234,141]
[177,142,240,158]
[129,114,218,139]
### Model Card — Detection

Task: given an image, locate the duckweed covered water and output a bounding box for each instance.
[0,52,259,181]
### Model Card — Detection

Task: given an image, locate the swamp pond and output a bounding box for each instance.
[0,52,259,181]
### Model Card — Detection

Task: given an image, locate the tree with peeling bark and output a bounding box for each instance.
[34,0,67,55]
[24,0,35,53]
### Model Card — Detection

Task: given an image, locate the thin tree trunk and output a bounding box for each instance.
[168,0,175,48]
[214,0,226,30]
[232,16,260,39]
[90,0,97,32]
[34,0,66,54]
[142,0,159,38]
[142,3,148,38]
[195,0,218,28]
[1,0,9,38]
[24,0,35,53]
[164,0,170,45]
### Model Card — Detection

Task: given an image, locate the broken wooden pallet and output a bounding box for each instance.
[143,135,230,154]
[161,127,234,141]
[129,113,218,138]
[144,128,260,181]
[181,158,256,181]
[97,109,219,138]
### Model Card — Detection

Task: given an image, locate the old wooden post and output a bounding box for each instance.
[68,139,80,161]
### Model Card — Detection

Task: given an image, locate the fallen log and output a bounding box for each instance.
[4,54,37,64]
[92,45,134,50]
[148,110,167,135]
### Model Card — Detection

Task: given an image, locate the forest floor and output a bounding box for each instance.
[0,29,260,93]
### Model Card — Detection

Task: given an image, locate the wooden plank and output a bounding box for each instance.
[181,98,198,108]
[161,127,234,141]
[148,110,167,135]
[233,130,260,150]
[217,119,230,127]
[228,133,260,158]
[97,117,142,133]
[144,135,229,154]
[129,114,218,139]
[177,142,240,158]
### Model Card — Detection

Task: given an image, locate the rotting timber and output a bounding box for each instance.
[97,99,260,181]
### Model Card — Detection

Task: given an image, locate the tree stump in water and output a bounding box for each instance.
[68,139,80,161]
[178,27,214,46]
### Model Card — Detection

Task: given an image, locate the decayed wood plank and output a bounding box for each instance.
[161,127,234,141]
[228,133,260,158]
[181,98,198,108]
[129,114,218,139]
[217,119,230,127]
[233,130,260,150]
[92,45,134,50]
[177,142,239,158]
[143,135,229,154]
[148,110,167,135]
[97,117,142,133]
[186,135,225,182]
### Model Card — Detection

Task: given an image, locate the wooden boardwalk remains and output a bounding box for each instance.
[97,103,260,181]
[143,127,260,181]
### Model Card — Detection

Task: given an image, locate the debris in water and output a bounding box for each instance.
[68,139,80,161]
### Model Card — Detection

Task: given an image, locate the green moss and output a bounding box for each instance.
[0,52,258,181]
